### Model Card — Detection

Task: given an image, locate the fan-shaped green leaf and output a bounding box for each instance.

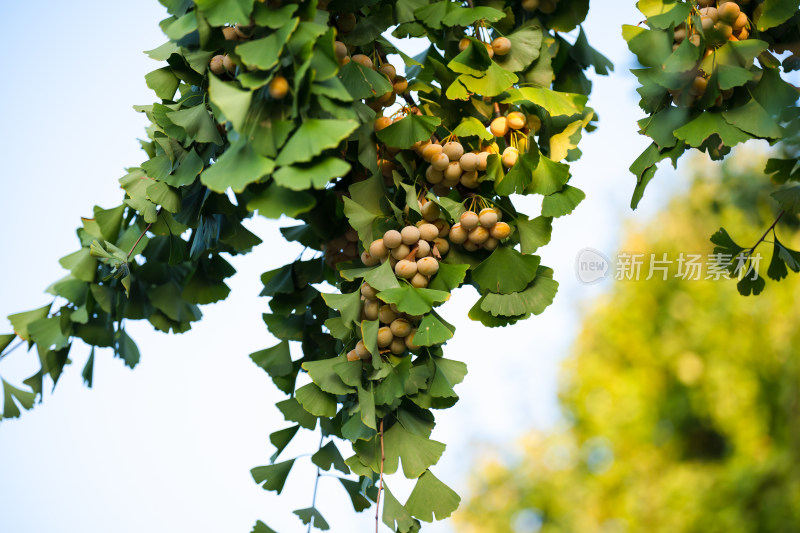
[273,158,351,190]
[376,114,441,149]
[377,286,450,315]
[276,119,358,166]
[480,274,559,316]
[251,459,295,494]
[472,247,541,294]
[405,471,461,522]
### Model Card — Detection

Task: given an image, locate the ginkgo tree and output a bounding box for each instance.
[1,0,799,531]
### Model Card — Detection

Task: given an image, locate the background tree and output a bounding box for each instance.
[456,150,800,533]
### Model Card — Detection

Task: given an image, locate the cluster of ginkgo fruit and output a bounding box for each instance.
[392,108,537,195]
[346,286,421,361]
[208,23,289,100]
[323,228,360,268]
[670,1,752,106]
[490,110,541,166]
[448,206,511,252]
[361,200,450,288]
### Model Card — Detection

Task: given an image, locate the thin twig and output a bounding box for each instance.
[493,102,502,119]
[749,210,786,253]
[375,418,385,533]
[308,433,324,533]
[127,208,163,259]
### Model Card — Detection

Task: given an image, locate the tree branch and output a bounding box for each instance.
[375,418,385,533]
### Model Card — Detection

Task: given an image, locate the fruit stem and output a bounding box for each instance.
[493,102,502,119]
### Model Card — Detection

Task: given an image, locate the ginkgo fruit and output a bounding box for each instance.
[417,256,439,276]
[378,305,397,325]
[426,166,444,184]
[334,41,348,62]
[390,337,407,355]
[374,116,392,131]
[390,318,412,337]
[484,237,499,251]
[461,170,479,188]
[444,161,462,181]
[379,64,396,81]
[419,223,439,242]
[490,221,512,240]
[393,77,408,94]
[433,237,450,255]
[364,299,380,320]
[507,111,527,130]
[361,283,378,299]
[422,143,443,162]
[410,272,428,288]
[361,251,380,266]
[222,26,238,40]
[383,229,402,249]
[405,331,420,350]
[477,151,490,171]
[468,226,489,244]
[351,54,373,69]
[502,147,519,168]
[718,2,741,23]
[416,240,431,258]
[443,141,465,160]
[421,201,440,221]
[269,76,289,99]
[431,153,450,171]
[346,349,359,362]
[491,37,512,56]
[395,259,418,279]
[490,116,509,137]
[459,38,471,52]
[391,243,411,260]
[223,55,237,74]
[377,327,393,347]
[479,207,499,227]
[369,238,388,258]
[460,211,479,230]
[209,55,225,75]
[459,152,479,172]
[355,340,370,359]
[449,223,468,244]
[401,225,421,245]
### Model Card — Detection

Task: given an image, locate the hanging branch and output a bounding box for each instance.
[375,418,385,533]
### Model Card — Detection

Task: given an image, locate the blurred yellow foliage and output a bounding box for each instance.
[456,151,800,533]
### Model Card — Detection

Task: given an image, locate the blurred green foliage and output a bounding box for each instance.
[456,151,800,533]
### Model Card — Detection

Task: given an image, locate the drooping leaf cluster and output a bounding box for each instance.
[0,0,610,529]
[625,0,800,208]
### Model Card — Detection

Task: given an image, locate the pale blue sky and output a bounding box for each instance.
[0,2,686,532]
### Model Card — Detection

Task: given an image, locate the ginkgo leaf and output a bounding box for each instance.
[376,114,441,149]
[472,247,541,294]
[202,139,274,193]
[275,119,358,167]
[377,286,450,315]
[302,355,355,395]
[251,459,295,494]
[295,382,337,417]
[273,158,351,190]
[405,470,461,522]
[480,274,559,316]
